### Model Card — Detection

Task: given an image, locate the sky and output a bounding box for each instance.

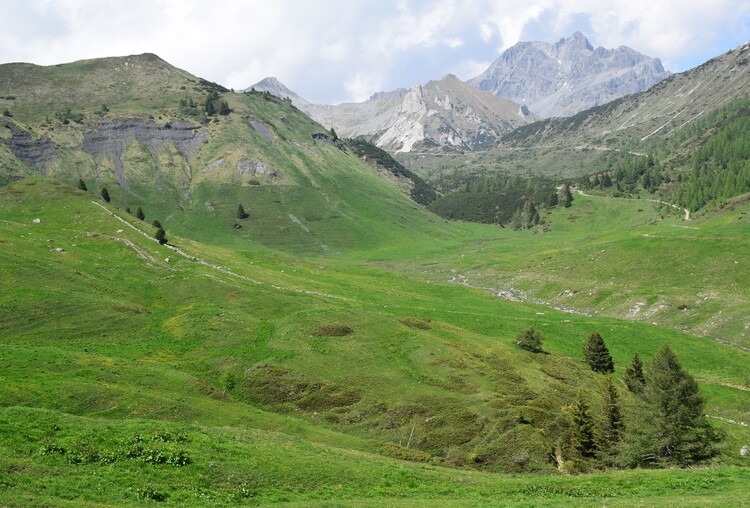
[2,0,749,104]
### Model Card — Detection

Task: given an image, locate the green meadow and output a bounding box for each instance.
[1,178,750,506]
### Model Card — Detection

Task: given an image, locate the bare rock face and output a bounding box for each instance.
[3,123,58,173]
[371,75,533,152]
[2,119,207,192]
[469,32,671,118]
[252,75,533,153]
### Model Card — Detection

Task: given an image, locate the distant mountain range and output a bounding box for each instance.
[469,31,671,118]
[251,75,533,153]
[251,32,670,152]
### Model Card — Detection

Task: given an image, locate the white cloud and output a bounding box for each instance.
[1,0,749,103]
[344,72,384,103]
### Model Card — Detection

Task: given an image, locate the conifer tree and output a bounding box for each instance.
[236,204,249,219]
[571,394,596,458]
[523,199,538,229]
[218,100,230,116]
[582,332,615,373]
[135,207,145,220]
[598,377,624,458]
[622,352,646,393]
[510,209,522,230]
[151,219,162,229]
[515,327,543,352]
[155,227,168,245]
[100,187,110,203]
[205,99,216,116]
[546,190,558,207]
[623,345,720,466]
[77,179,87,191]
[561,183,574,208]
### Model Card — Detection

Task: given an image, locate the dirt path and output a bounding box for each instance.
[575,189,691,220]
[89,232,174,269]
[91,201,348,301]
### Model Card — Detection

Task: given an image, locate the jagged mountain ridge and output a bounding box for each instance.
[502,40,750,149]
[250,74,533,153]
[468,32,671,118]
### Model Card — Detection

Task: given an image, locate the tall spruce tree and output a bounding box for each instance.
[135,207,145,220]
[582,332,615,373]
[571,394,596,458]
[100,187,111,203]
[561,183,574,208]
[622,352,646,393]
[597,377,624,460]
[77,179,87,191]
[623,345,720,466]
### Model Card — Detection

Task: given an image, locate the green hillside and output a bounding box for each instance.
[0,55,453,255]
[2,53,750,506]
[0,53,209,123]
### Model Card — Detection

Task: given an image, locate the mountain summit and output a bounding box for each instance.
[469,32,671,118]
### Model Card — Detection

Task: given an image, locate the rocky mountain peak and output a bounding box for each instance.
[469,32,671,118]
[558,31,594,51]
[248,77,308,105]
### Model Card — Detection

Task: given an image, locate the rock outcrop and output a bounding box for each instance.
[2,119,207,191]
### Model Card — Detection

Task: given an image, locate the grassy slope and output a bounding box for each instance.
[2,179,750,506]
[361,193,750,349]
[3,68,454,256]
[0,53,203,123]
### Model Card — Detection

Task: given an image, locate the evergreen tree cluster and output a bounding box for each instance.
[674,106,750,211]
[178,97,199,117]
[563,341,720,471]
[55,108,84,125]
[427,173,566,226]
[579,155,661,197]
[204,89,230,117]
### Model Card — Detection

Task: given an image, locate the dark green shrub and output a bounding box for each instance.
[516,327,543,352]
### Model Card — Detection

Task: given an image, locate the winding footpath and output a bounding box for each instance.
[91,201,349,301]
